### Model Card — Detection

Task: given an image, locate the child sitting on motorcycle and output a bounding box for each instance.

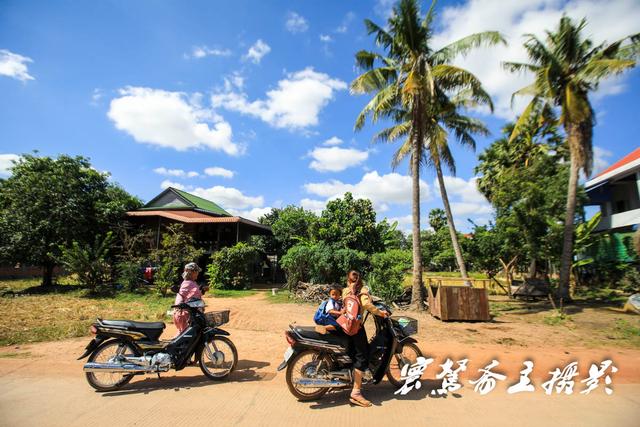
[173,262,203,336]
[313,284,344,333]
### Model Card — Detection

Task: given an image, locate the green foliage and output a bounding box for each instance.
[115,260,141,292]
[368,250,412,303]
[207,242,260,290]
[475,113,571,275]
[0,153,142,286]
[56,232,114,291]
[280,242,369,287]
[573,212,602,268]
[312,192,383,254]
[428,209,447,232]
[150,224,205,296]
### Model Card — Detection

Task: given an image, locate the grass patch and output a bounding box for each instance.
[0,289,174,346]
[613,319,640,339]
[543,312,572,326]
[209,289,257,298]
[0,352,33,359]
[267,290,299,304]
[490,301,521,317]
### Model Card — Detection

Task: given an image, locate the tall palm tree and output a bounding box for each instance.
[351,0,504,307]
[505,16,639,299]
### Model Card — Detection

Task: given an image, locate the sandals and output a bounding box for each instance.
[349,394,372,407]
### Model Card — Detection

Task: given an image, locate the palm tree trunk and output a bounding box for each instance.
[558,151,580,300]
[435,161,471,286]
[410,147,425,310]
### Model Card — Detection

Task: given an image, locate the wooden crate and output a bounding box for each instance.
[427,285,490,321]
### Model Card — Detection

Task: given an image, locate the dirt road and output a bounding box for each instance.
[1,293,638,426]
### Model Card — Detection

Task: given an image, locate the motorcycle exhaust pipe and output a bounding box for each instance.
[83,362,153,374]
[294,378,349,388]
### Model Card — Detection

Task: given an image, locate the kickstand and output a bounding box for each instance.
[156,373,161,379]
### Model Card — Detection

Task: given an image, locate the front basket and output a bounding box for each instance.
[205,310,230,327]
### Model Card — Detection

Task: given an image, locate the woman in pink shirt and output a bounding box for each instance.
[173,262,203,335]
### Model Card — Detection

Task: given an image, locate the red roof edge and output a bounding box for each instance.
[595,147,640,178]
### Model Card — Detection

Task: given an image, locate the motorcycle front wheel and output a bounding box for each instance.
[85,340,137,392]
[198,336,238,380]
[285,350,331,401]
[386,342,424,387]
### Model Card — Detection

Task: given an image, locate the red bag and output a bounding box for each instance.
[337,293,362,336]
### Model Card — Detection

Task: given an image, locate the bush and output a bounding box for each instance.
[620,266,640,293]
[56,232,114,292]
[368,250,412,302]
[116,260,140,291]
[280,244,315,288]
[281,242,369,287]
[150,224,205,296]
[207,242,260,289]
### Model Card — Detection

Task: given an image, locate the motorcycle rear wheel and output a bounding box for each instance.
[386,342,423,387]
[85,340,138,392]
[285,350,331,401]
[198,336,238,380]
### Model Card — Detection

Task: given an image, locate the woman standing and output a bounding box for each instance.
[342,270,389,407]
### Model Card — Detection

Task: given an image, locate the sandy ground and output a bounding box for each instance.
[1,292,639,426]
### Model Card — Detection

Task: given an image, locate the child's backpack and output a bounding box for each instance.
[337,293,362,336]
[313,300,332,325]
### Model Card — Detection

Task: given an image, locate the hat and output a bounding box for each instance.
[184,262,202,272]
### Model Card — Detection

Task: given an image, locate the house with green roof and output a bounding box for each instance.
[126,187,272,253]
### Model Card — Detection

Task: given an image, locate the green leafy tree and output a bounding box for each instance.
[476,112,570,278]
[352,0,504,307]
[56,232,114,291]
[505,16,639,299]
[313,192,383,254]
[271,206,318,254]
[280,242,369,287]
[207,242,260,289]
[0,154,142,286]
[368,249,412,303]
[428,208,447,232]
[150,224,205,296]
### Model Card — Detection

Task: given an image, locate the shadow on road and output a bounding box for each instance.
[307,379,462,409]
[100,359,275,397]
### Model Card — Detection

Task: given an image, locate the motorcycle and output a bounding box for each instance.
[79,299,237,391]
[278,300,423,401]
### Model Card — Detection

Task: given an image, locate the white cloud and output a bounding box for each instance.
[300,198,326,214]
[304,170,431,212]
[320,34,333,42]
[204,166,235,179]
[374,0,396,19]
[431,0,640,119]
[323,136,343,146]
[0,49,34,82]
[335,12,356,33]
[229,207,272,222]
[434,176,493,220]
[286,12,308,33]
[211,67,346,130]
[309,146,369,172]
[243,39,271,64]
[592,146,614,175]
[154,167,199,178]
[192,185,264,210]
[108,87,240,155]
[0,154,20,177]
[186,46,231,59]
[160,180,187,190]
[90,88,104,106]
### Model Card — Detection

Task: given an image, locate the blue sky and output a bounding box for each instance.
[1,0,639,232]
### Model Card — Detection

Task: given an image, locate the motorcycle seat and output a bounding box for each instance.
[101,319,166,330]
[294,326,350,348]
